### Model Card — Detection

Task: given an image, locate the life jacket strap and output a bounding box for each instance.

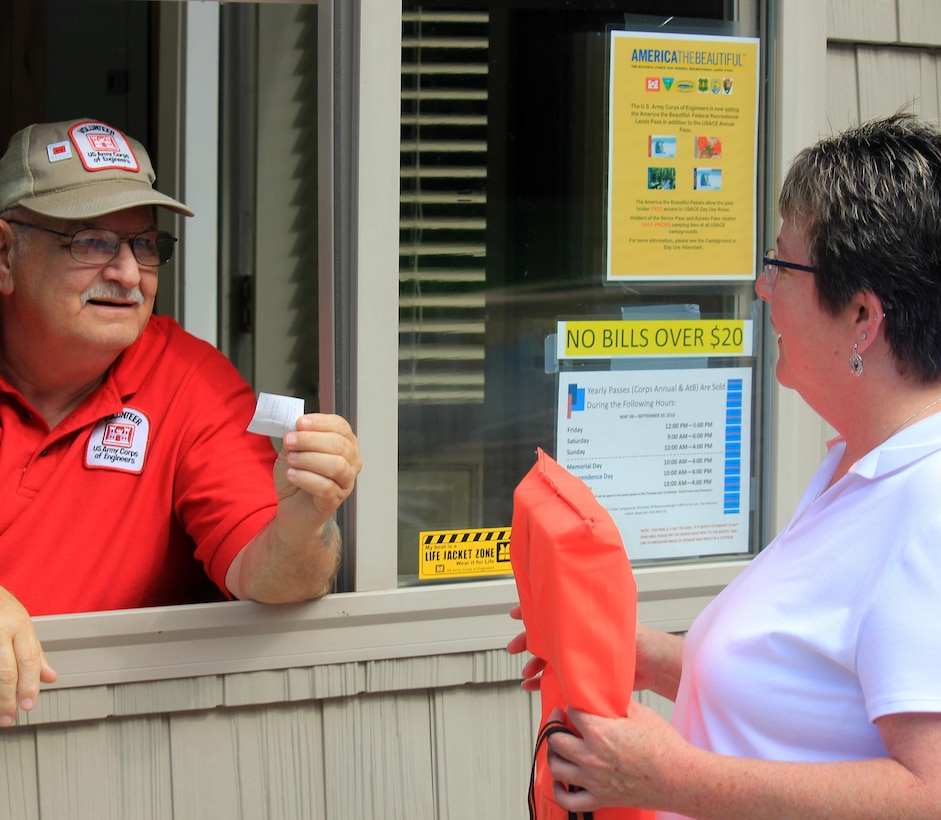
[528,718,594,820]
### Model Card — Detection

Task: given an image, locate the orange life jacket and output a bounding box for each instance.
[511,448,655,820]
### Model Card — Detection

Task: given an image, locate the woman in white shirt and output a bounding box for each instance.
[511,113,941,819]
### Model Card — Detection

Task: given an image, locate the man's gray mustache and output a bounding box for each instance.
[81,285,145,305]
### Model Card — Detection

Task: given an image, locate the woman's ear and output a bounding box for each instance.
[852,290,885,354]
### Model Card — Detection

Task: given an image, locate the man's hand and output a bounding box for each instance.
[274,412,362,534]
[0,586,57,727]
[227,413,362,603]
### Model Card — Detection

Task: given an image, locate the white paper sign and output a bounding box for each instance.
[557,367,752,561]
[247,392,305,437]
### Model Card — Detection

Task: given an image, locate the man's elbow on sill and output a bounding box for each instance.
[224,518,342,604]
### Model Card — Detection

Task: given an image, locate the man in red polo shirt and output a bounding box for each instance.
[0,119,362,727]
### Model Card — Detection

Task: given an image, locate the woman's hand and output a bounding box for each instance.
[546,703,688,814]
[507,604,547,691]
[633,622,684,701]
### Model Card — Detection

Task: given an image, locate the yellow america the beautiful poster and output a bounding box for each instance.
[606,31,760,280]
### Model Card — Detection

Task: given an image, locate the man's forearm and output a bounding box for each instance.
[226,518,341,603]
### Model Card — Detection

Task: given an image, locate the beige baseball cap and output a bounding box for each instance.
[0,119,194,219]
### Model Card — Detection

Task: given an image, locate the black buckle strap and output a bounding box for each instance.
[528,718,593,820]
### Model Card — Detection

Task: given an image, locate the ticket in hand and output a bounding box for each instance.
[247,392,305,437]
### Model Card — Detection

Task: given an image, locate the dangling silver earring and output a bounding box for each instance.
[849,342,864,376]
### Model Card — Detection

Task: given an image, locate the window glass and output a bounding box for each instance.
[398,2,766,584]
[219,3,322,411]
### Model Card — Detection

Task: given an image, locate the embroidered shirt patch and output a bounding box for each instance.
[85,407,150,473]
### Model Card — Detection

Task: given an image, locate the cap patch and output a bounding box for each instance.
[69,121,140,174]
[46,140,72,163]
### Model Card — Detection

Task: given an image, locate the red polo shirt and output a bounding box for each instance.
[0,315,279,615]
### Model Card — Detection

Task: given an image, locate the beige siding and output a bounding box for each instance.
[433,685,536,818]
[898,0,941,46]
[1,730,39,819]
[35,717,173,819]
[856,45,940,119]
[0,646,679,820]
[323,691,438,818]
[828,0,898,42]
[827,0,941,125]
[171,705,328,819]
[826,44,861,130]
[825,10,941,137]
[0,651,539,820]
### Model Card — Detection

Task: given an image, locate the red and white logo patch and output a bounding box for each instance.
[103,422,135,448]
[68,121,140,173]
[46,140,72,163]
[87,133,120,153]
[86,408,149,473]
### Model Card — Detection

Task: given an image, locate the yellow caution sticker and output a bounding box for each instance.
[557,319,753,359]
[419,527,513,579]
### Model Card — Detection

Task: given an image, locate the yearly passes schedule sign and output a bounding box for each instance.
[557,368,752,561]
[606,31,760,280]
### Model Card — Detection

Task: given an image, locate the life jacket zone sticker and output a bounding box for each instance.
[419,527,512,579]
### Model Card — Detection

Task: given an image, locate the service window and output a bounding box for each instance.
[397,2,770,585]
[18,0,774,692]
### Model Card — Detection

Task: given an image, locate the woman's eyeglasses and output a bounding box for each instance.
[762,248,816,287]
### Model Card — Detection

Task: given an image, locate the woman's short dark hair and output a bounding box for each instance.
[779,112,941,382]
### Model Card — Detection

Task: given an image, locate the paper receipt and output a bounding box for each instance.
[247,392,305,437]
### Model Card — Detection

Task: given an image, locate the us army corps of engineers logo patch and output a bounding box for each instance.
[85,407,150,474]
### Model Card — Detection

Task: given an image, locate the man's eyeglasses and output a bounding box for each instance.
[762,249,816,287]
[4,219,177,267]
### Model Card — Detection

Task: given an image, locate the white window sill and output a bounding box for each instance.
[34,561,746,690]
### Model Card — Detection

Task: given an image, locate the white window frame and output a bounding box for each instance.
[181,0,221,344]
[31,0,791,693]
